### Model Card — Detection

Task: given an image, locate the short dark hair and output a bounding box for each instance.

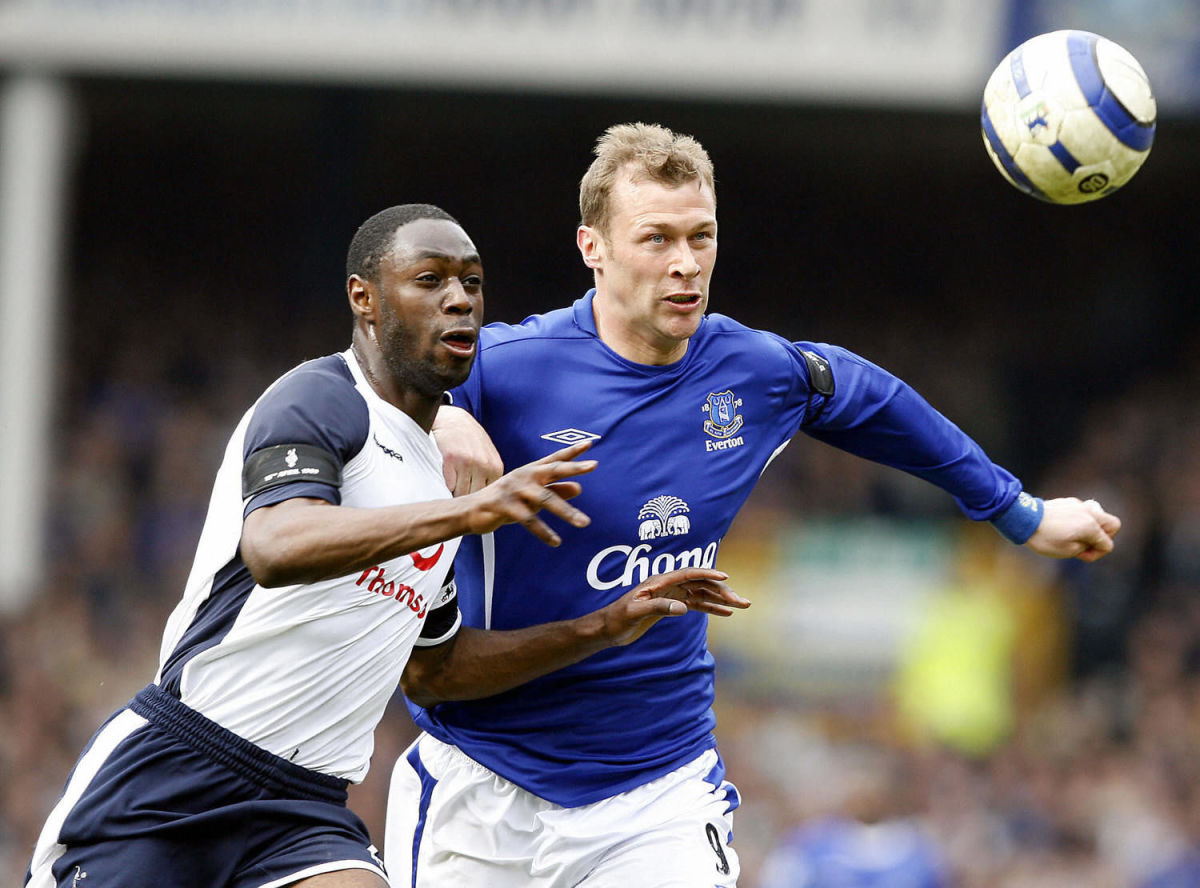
[346,204,460,281]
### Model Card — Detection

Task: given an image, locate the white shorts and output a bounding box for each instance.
[385,733,740,888]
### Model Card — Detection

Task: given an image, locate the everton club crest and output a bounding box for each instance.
[702,390,744,439]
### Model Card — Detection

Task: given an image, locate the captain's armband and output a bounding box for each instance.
[798,349,835,426]
[242,444,342,498]
[800,350,835,397]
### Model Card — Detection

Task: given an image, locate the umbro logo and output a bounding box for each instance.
[540,428,602,445]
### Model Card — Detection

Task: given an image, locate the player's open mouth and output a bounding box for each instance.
[440,330,477,357]
[665,292,702,307]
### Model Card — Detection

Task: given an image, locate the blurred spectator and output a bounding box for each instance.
[756,744,951,888]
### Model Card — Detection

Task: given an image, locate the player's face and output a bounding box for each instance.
[579,170,717,365]
[375,218,483,398]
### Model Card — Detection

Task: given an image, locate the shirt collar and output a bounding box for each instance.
[571,288,600,337]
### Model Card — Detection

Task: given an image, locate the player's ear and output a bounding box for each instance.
[577,225,605,270]
[347,274,377,323]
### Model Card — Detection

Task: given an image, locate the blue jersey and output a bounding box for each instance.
[412,290,1026,807]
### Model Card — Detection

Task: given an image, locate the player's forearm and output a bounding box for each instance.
[401,619,610,707]
[241,497,477,587]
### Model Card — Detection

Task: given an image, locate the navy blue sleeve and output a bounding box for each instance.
[795,342,1022,522]
[242,356,371,516]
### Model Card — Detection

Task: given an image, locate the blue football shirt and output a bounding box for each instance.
[412,290,1025,806]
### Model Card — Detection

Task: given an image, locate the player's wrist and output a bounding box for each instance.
[447,490,494,537]
[571,608,617,653]
[991,491,1044,544]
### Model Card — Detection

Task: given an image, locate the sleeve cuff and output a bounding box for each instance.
[990,492,1044,544]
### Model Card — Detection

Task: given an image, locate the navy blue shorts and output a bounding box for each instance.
[26,684,387,888]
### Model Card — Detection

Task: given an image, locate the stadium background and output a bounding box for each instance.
[2,0,1200,884]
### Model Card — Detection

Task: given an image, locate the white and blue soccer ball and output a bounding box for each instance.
[981,30,1156,204]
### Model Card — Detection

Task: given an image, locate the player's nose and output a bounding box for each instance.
[442,278,475,313]
[671,244,702,278]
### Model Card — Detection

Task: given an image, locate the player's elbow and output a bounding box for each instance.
[242,548,293,588]
[401,644,460,708]
[240,526,320,587]
[240,501,322,587]
[399,676,442,710]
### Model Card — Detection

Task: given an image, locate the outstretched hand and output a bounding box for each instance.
[399,566,750,708]
[464,441,597,546]
[1026,497,1122,562]
[598,568,751,648]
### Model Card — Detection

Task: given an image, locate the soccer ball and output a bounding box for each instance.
[980,30,1156,204]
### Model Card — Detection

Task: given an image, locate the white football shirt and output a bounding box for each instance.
[155,349,460,781]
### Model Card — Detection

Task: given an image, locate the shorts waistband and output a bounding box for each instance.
[131,683,349,805]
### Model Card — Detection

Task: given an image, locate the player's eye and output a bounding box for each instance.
[648,234,666,244]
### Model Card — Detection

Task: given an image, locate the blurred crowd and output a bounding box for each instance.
[2,279,1200,887]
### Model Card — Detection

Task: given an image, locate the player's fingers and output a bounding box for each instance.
[634,567,729,594]
[1099,512,1122,537]
[1081,503,1117,558]
[451,469,474,498]
[532,487,591,529]
[517,514,562,547]
[1065,526,1113,562]
[1082,499,1122,536]
[534,440,594,464]
[539,458,599,481]
[633,597,691,619]
[1087,530,1115,557]
[479,457,503,488]
[695,603,736,617]
[682,582,751,609]
[670,587,739,617]
[631,576,749,619]
[546,481,583,500]
[442,463,461,495]
[467,468,496,496]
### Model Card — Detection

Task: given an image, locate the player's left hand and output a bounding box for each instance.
[432,405,504,496]
[600,568,750,647]
[1025,497,1122,562]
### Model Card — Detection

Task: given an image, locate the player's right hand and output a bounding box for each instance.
[465,441,597,545]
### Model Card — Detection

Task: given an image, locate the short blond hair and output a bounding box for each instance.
[579,122,716,236]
